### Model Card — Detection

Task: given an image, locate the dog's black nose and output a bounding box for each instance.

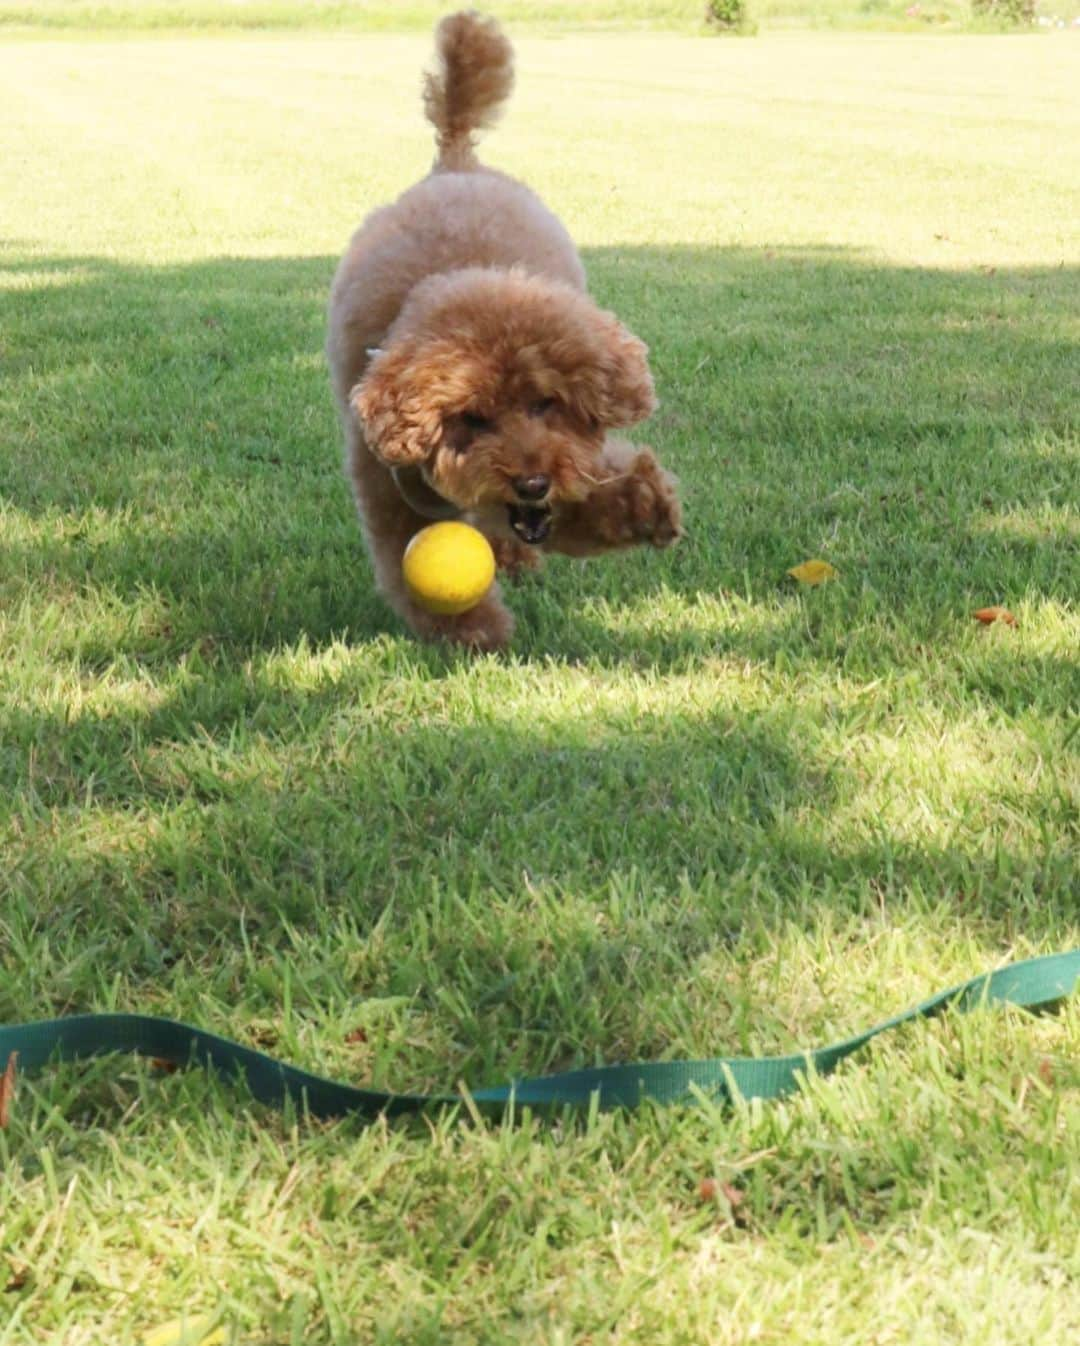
[513,474,551,501]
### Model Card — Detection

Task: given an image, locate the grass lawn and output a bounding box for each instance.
[1,22,1079,1346]
[5,1,1080,34]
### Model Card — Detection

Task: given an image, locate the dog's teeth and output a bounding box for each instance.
[508,502,552,545]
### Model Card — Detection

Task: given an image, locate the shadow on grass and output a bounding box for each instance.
[2,659,1073,1067]
[1,244,1076,660]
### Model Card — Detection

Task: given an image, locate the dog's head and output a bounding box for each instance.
[351,268,655,544]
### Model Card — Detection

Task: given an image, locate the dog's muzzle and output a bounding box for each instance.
[508,503,552,545]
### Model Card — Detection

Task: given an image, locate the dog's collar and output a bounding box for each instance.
[390,465,462,522]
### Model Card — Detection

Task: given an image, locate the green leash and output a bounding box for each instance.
[2,951,1076,1121]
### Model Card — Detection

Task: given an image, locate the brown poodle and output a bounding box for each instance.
[327,9,682,650]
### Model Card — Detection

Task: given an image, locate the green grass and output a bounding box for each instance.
[4,0,1080,36]
[2,27,1079,1346]
[0,1,708,36]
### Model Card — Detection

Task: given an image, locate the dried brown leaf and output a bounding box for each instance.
[699,1177,745,1210]
[973,606,1017,626]
[0,1053,17,1129]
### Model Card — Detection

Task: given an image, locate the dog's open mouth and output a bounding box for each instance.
[508,503,552,545]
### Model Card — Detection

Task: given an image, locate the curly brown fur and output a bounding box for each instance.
[326,10,682,652]
[423,10,514,172]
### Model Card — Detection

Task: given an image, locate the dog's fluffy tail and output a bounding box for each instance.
[423,10,514,172]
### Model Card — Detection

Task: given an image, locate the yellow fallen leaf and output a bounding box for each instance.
[787,559,838,586]
[142,1318,226,1346]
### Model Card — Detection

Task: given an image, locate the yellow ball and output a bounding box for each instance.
[402,521,496,615]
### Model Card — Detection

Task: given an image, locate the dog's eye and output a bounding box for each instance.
[528,397,556,418]
[444,411,493,455]
[461,411,493,434]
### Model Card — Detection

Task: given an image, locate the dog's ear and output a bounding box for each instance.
[600,321,656,427]
[567,317,656,431]
[350,343,445,466]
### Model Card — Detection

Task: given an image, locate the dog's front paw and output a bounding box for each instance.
[556,447,682,554]
[489,535,544,582]
[409,592,514,653]
[615,448,683,549]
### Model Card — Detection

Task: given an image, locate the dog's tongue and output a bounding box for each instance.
[508,504,551,545]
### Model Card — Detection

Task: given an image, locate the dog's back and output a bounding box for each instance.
[327,12,584,409]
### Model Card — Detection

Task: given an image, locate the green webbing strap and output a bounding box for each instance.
[2,950,1076,1121]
